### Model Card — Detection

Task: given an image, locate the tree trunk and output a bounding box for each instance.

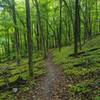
[25,0,33,77]
[74,0,80,57]
[12,0,20,65]
[34,0,47,58]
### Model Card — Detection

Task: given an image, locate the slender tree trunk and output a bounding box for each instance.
[25,0,33,77]
[7,30,10,58]
[36,22,40,50]
[59,0,62,51]
[74,0,80,57]
[46,20,49,51]
[34,0,47,58]
[12,0,20,65]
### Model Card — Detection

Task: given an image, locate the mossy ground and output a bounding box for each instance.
[0,36,100,100]
[0,52,46,100]
[52,36,100,100]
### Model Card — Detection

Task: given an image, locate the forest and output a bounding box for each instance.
[0,0,100,100]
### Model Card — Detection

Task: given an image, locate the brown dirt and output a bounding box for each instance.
[17,53,67,100]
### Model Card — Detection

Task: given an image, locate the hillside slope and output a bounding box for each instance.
[53,36,100,100]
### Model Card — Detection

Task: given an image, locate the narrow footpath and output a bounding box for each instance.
[18,53,67,100]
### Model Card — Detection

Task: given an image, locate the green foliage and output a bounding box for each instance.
[0,52,46,100]
[67,79,100,99]
[94,96,100,100]
[70,83,90,94]
[53,36,100,99]
[0,66,11,87]
[0,0,100,99]
[94,90,100,96]
[0,91,14,100]
[53,36,100,77]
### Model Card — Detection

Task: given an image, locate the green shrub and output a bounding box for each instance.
[70,84,90,94]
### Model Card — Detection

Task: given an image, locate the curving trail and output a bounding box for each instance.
[17,53,67,100]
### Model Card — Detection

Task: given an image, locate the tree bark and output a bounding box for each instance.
[25,0,33,77]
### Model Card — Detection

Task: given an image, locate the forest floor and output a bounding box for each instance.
[16,36,100,100]
[0,36,100,100]
[17,52,68,100]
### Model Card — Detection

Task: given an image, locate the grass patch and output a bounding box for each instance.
[52,36,100,99]
[0,52,46,100]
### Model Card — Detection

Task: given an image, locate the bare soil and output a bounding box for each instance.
[17,53,67,100]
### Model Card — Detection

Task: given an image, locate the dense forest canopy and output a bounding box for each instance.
[0,0,100,56]
[0,0,100,99]
[0,0,100,74]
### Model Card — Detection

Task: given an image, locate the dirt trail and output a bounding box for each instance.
[18,53,67,100]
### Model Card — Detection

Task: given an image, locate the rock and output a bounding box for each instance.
[12,88,18,94]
